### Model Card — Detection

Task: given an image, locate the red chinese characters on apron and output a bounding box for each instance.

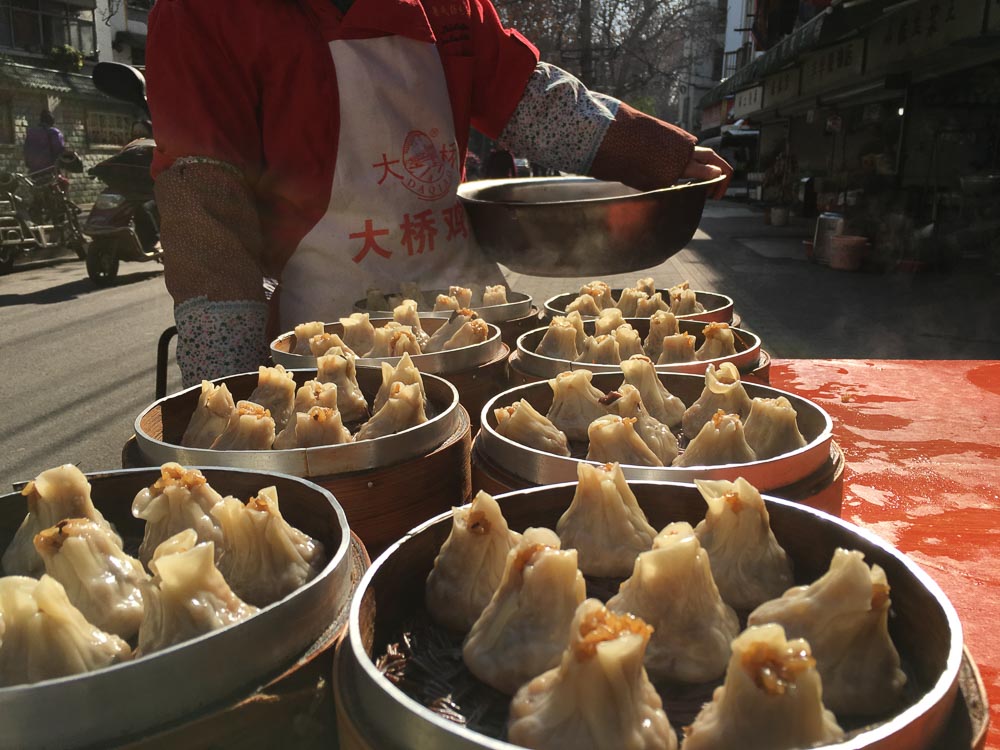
[280,35,501,328]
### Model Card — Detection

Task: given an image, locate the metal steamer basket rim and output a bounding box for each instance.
[0,466,353,750]
[353,289,534,325]
[543,289,735,324]
[343,481,965,750]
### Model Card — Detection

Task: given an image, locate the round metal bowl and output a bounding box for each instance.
[354,289,533,325]
[544,288,734,323]
[338,480,964,750]
[0,466,352,750]
[457,176,725,277]
[515,318,761,379]
[134,367,462,477]
[271,317,504,375]
[477,371,833,491]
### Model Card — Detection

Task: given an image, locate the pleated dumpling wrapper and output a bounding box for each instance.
[681,624,844,750]
[537,317,581,361]
[643,310,678,361]
[339,312,376,357]
[743,396,807,460]
[657,333,697,365]
[293,321,326,354]
[546,369,608,442]
[308,331,357,359]
[317,350,370,423]
[132,463,225,567]
[693,477,793,611]
[607,522,739,683]
[616,286,647,317]
[293,379,339,415]
[566,292,602,316]
[35,518,149,641]
[673,411,757,468]
[462,528,585,694]
[273,406,353,449]
[210,486,326,607]
[681,362,752,439]
[425,491,522,632]
[634,276,657,296]
[748,548,907,716]
[695,322,738,362]
[137,529,258,655]
[594,307,626,336]
[556,462,657,578]
[443,318,490,350]
[393,299,430,349]
[494,399,571,457]
[3,464,120,577]
[607,384,679,465]
[508,599,677,750]
[587,415,663,468]
[580,280,615,310]
[576,334,621,365]
[0,575,133,687]
[181,380,236,448]
[434,293,461,313]
[483,284,508,306]
[614,325,645,360]
[636,292,669,317]
[247,364,297,433]
[424,308,476,353]
[620,355,685,428]
[449,285,474,309]
[210,401,276,451]
[670,287,705,316]
[355,381,427,441]
[373,351,425,412]
[368,322,421,357]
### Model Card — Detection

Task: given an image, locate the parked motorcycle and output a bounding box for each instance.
[0,153,87,274]
[83,62,161,286]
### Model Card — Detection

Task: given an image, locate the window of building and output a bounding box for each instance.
[125,0,152,24]
[0,98,13,143]
[0,1,97,56]
[86,110,131,146]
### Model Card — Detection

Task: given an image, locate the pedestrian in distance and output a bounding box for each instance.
[23,109,65,178]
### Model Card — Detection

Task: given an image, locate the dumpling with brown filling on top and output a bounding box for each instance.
[643,310,678,361]
[743,396,807,459]
[566,293,602,317]
[670,287,705,316]
[576,334,621,365]
[355,382,427,440]
[608,522,739,683]
[424,308,476,353]
[309,331,356,359]
[614,324,645,359]
[372,351,425,412]
[587,415,663,467]
[673,411,757,467]
[606,385,678,464]
[339,312,376,356]
[443,318,490,350]
[181,380,236,449]
[292,379,339,414]
[616,287,647,317]
[367,322,421,357]
[681,363,752,439]
[508,599,677,750]
[556,461,657,577]
[620,355,685,428]
[681,624,844,750]
[449,285,473,309]
[748,548,907,716]
[495,399,571,457]
[393,299,430,349]
[425,491,522,632]
[694,477,793,611]
[482,284,508,306]
[210,401,276,450]
[594,307,626,336]
[537,318,580,361]
[657,333,697,364]
[696,322,738,362]
[579,280,614,310]
[273,406,352,449]
[293,321,325,355]
[546,369,608,442]
[317,350,369,423]
[247,364,296,433]
[433,293,461,312]
[636,292,670,317]
[3,464,119,578]
[462,528,585,694]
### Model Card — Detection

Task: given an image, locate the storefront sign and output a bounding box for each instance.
[989,0,1000,31]
[800,39,864,95]
[764,68,801,108]
[867,0,987,69]
[732,86,763,117]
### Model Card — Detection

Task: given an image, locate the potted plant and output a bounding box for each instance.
[47,45,84,73]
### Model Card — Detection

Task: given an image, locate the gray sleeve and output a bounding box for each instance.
[497,62,620,175]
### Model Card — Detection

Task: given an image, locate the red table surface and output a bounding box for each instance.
[770,359,1000,747]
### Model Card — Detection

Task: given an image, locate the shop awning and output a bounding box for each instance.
[0,60,107,98]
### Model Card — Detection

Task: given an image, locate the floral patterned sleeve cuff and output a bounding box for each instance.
[174,297,271,388]
[498,62,620,175]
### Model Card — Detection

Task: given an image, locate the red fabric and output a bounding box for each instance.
[147,0,537,277]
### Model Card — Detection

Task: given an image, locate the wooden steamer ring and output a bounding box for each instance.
[440,342,510,432]
[494,306,544,349]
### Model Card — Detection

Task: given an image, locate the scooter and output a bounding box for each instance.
[83,62,162,286]
[0,153,87,273]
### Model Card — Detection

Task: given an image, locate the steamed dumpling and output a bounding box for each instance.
[743,397,807,459]
[606,384,679,465]
[293,321,324,354]
[556,462,656,578]
[433,293,461,312]
[546,369,608,442]
[537,318,581,361]
[181,380,236,448]
[425,491,522,632]
[449,285,473,309]
[393,299,430,349]
[443,318,490,350]
[636,292,669,317]
[292,379,339,414]
[747,548,907,716]
[308,331,357,359]
[273,406,352,449]
[483,284,508,306]
[681,624,844,750]
[693,477,793,611]
[247,364,296,433]
[373,351,425,412]
[634,277,657,296]
[210,400,276,450]
[656,333,697,364]
[620,355,685,428]
[367,322,421,357]
[579,280,614,310]
[643,311,678,361]
[462,528,585,694]
[355,381,427,441]
[317,350,370,423]
[210,486,326,606]
[494,399,571,457]
[594,308,626,336]
[587,415,663,468]
[424,309,476,353]
[339,312,376,356]
[607,522,739,683]
[3,464,119,577]
[508,599,677,750]
[695,322,738,362]
[614,325,645,360]
[670,287,705,316]
[681,363,752,439]
[34,518,149,641]
[673,411,757,467]
[576,334,620,365]
[615,287,647,318]
[0,575,133,686]
[566,293,601,316]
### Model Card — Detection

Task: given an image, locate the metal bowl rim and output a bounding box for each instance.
[0,464,351,694]
[347,479,964,750]
[457,174,726,207]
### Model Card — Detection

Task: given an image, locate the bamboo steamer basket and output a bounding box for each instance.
[474,371,842,515]
[270,316,509,428]
[543,288,734,324]
[129,368,472,556]
[0,466,356,750]
[513,318,762,380]
[334,481,977,750]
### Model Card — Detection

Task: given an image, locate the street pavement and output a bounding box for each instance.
[1,200,998,490]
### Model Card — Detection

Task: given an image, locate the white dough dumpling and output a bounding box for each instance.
[579,280,614,310]
[494,399,571,457]
[743,396,807,460]
[576,334,620,365]
[643,310,678,361]
[607,384,679,465]
[425,491,522,632]
[673,411,757,467]
[210,401,276,451]
[695,322,738,362]
[546,369,608,442]
[536,318,580,361]
[293,321,325,355]
[482,284,508,306]
[681,363,752,439]
[594,307,626,336]
[620,355,685,428]
[317,351,369,423]
[181,380,236,449]
[587,415,663,467]
[557,461,657,578]
[355,381,427,441]
[339,313,376,356]
[657,333,697,364]
[372,351,425,412]
[247,364,297,433]
[308,331,356,359]
[273,406,352,449]
[508,599,677,750]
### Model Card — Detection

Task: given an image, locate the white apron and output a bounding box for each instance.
[280,35,501,328]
